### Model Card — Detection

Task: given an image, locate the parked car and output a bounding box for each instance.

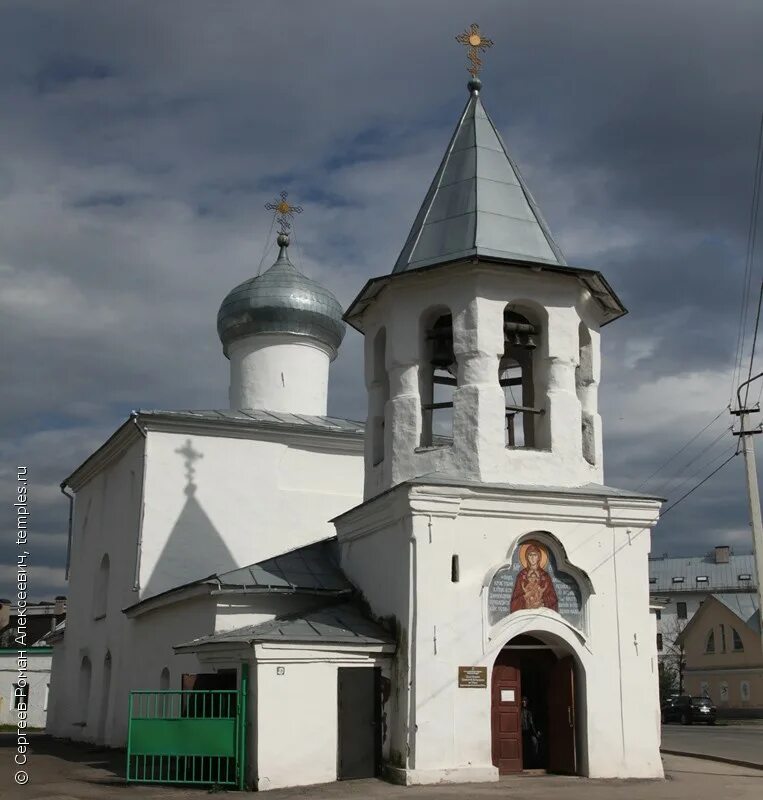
[661,695,716,725]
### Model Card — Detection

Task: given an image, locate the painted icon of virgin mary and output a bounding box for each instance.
[510,542,558,612]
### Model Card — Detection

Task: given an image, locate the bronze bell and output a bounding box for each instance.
[430,332,455,368]
[525,335,537,350]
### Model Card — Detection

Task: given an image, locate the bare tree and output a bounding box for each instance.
[660,617,688,695]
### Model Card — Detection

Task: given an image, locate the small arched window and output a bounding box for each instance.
[371,328,389,465]
[705,629,715,654]
[500,307,541,448]
[732,627,744,652]
[79,656,92,723]
[420,309,455,447]
[93,554,110,619]
[160,667,170,690]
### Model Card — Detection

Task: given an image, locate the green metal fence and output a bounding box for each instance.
[126,665,248,789]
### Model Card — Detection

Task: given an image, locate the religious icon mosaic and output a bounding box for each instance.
[487,540,583,629]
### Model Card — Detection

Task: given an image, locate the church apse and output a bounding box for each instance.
[142,438,238,599]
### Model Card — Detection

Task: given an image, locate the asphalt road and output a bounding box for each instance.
[661,723,763,768]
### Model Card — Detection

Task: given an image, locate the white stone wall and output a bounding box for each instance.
[0,651,51,728]
[360,264,605,500]
[252,646,393,791]
[47,436,145,744]
[227,333,333,415]
[336,482,663,782]
[138,428,363,599]
[48,421,364,746]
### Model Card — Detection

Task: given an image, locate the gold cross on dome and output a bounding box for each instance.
[455,23,493,77]
[265,190,303,235]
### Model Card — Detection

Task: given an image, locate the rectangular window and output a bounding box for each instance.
[677,602,687,620]
[656,633,663,651]
[672,577,685,584]
[13,683,29,709]
[655,610,661,620]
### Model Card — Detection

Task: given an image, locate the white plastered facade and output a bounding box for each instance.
[0,650,51,729]
[335,257,664,782]
[228,333,333,415]
[361,263,604,501]
[336,482,663,782]
[46,417,364,747]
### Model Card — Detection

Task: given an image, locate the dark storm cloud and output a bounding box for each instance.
[1,0,762,597]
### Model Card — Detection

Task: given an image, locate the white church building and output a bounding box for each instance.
[47,59,664,790]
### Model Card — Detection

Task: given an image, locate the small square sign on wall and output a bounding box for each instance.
[458,666,487,688]
[276,666,285,675]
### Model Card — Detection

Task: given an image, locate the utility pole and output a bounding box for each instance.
[733,372,763,642]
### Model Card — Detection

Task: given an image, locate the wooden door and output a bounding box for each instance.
[547,655,576,774]
[491,652,522,774]
[337,668,380,779]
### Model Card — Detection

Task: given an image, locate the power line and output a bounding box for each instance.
[636,405,729,491]
[743,280,763,408]
[662,423,732,489]
[663,439,737,505]
[660,452,739,518]
[730,109,763,404]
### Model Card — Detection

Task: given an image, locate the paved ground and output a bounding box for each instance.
[661,722,763,767]
[2,734,763,800]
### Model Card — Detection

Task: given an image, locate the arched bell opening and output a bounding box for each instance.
[491,629,586,776]
[501,306,543,449]
[419,307,456,447]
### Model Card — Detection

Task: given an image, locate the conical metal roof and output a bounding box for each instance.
[393,80,566,273]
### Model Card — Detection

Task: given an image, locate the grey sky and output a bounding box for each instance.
[2,0,763,599]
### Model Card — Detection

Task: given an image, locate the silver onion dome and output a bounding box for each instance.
[217,234,346,358]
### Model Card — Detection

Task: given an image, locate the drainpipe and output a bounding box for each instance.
[61,484,75,580]
[130,412,148,592]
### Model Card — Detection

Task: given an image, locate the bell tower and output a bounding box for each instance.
[336,27,663,787]
[346,70,624,500]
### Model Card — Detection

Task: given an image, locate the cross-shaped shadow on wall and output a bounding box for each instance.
[142,438,238,599]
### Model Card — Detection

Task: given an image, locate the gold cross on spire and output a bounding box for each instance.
[455,23,493,77]
[265,191,303,235]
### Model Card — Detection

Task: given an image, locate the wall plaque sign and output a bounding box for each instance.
[458,666,487,688]
[487,540,583,629]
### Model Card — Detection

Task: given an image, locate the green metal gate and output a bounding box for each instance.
[126,665,248,789]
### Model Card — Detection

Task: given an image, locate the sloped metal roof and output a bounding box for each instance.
[713,593,760,632]
[648,554,758,594]
[393,86,566,273]
[409,474,662,501]
[214,538,352,593]
[137,409,364,435]
[175,602,395,650]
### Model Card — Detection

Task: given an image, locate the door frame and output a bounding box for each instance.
[491,631,585,776]
[336,666,382,780]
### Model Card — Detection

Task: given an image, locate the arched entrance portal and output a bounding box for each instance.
[491,634,578,775]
